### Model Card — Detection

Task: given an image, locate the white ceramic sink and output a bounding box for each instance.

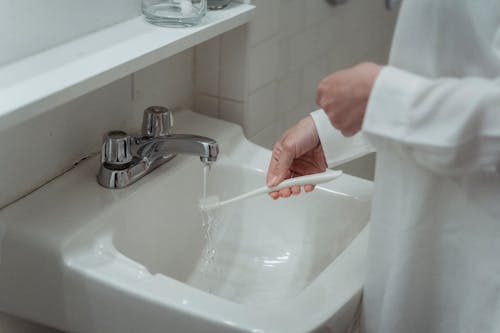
[0,111,372,333]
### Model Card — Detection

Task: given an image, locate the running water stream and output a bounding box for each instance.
[201,163,216,264]
[202,162,209,199]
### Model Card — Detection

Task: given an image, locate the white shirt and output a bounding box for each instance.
[311,1,500,332]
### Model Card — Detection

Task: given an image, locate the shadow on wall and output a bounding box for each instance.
[0,312,63,333]
[337,153,376,181]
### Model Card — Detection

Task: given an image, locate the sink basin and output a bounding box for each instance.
[0,110,372,333]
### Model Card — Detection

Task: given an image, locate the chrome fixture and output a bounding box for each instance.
[325,0,348,5]
[98,106,219,189]
[208,0,232,10]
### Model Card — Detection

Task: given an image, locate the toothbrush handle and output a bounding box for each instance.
[269,170,342,191]
[218,187,270,206]
[217,170,342,207]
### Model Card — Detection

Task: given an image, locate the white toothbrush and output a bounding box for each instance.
[199,170,343,211]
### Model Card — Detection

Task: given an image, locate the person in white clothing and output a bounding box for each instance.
[266,1,500,332]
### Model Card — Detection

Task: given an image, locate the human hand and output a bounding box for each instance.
[316,62,382,137]
[266,116,327,200]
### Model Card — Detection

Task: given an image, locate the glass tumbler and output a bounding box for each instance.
[207,0,232,10]
[142,0,207,27]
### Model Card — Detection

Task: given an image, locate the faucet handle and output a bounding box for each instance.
[102,131,133,166]
[142,106,173,138]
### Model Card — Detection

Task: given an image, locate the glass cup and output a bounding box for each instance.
[207,0,232,10]
[142,0,207,27]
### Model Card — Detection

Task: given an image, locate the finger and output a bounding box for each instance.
[267,141,295,187]
[291,185,301,195]
[341,124,361,137]
[340,114,363,137]
[304,184,315,192]
[341,129,356,137]
[268,191,280,200]
[329,111,350,131]
[279,187,292,198]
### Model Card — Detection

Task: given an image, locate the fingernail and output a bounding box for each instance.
[268,176,278,186]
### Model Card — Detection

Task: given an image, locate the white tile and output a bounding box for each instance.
[194,94,219,118]
[247,0,279,46]
[245,82,277,137]
[327,46,357,73]
[354,4,397,64]
[277,0,306,39]
[288,26,320,72]
[323,11,363,71]
[194,37,221,96]
[277,70,301,114]
[283,105,306,130]
[133,49,194,116]
[220,26,249,102]
[304,0,336,28]
[219,99,245,127]
[248,37,278,92]
[317,16,340,57]
[276,37,291,81]
[249,122,282,150]
[302,56,329,112]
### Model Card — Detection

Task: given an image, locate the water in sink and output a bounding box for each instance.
[193,165,367,305]
[112,160,370,306]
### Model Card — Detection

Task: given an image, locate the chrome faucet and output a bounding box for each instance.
[97,106,219,189]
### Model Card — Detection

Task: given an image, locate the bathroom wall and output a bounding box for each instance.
[0,0,398,331]
[194,0,399,179]
[0,50,194,210]
[0,0,139,66]
[0,0,399,209]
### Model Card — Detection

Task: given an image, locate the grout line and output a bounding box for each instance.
[0,152,100,211]
[216,36,222,118]
[246,79,276,97]
[248,32,279,48]
[218,96,246,104]
[130,73,135,102]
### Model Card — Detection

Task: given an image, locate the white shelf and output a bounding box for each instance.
[0,3,254,132]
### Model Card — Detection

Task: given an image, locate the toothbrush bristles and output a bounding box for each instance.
[198,195,220,211]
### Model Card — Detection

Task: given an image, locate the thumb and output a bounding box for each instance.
[266,140,295,187]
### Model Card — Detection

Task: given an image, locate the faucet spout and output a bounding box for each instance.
[136,134,219,163]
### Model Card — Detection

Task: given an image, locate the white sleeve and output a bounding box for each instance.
[310,109,374,168]
[363,66,500,175]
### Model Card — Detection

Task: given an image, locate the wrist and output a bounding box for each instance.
[359,62,383,96]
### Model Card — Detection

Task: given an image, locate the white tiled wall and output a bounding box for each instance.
[195,0,399,179]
